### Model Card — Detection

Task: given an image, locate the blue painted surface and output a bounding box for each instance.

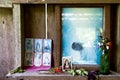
[62,8,103,65]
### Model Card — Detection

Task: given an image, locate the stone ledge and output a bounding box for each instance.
[6,71,120,80]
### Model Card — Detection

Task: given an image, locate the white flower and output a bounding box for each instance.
[106,45,109,50]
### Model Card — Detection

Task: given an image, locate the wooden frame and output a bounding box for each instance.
[117,5,120,72]
[13,4,110,71]
[54,4,110,71]
[13,4,22,68]
[12,0,120,4]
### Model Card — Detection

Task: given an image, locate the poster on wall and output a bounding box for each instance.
[62,8,103,65]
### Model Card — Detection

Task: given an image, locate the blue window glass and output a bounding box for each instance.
[62,8,103,65]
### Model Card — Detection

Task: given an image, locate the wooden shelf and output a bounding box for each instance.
[12,0,120,4]
[6,71,120,80]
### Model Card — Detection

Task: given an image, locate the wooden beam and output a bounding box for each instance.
[104,5,110,39]
[12,0,120,4]
[54,5,61,67]
[13,4,22,68]
[0,0,12,8]
[117,4,120,72]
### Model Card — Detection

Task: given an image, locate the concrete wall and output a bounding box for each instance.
[0,0,12,8]
[0,8,14,80]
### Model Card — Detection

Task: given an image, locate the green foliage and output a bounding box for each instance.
[67,68,88,76]
[10,66,24,74]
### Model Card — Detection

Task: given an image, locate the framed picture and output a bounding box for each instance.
[25,38,33,52]
[62,57,72,71]
[24,52,34,66]
[35,39,42,53]
[43,39,52,66]
[34,52,42,66]
[43,52,51,66]
[43,39,52,53]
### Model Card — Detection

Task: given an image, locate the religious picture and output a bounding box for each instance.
[24,38,52,70]
[34,52,42,66]
[25,38,33,52]
[24,52,34,66]
[43,39,52,66]
[43,39,52,53]
[35,39,42,53]
[62,57,72,71]
[43,53,51,66]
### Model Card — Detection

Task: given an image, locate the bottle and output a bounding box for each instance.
[100,49,110,75]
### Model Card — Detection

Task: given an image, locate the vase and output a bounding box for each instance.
[100,49,110,75]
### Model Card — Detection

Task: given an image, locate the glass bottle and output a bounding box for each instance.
[100,49,110,75]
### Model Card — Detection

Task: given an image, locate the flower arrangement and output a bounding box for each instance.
[97,28,112,51]
[97,29,112,74]
[97,36,112,51]
[49,67,88,76]
[49,67,62,73]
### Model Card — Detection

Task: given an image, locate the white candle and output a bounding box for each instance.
[45,3,48,39]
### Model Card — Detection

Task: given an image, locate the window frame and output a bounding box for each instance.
[54,4,110,71]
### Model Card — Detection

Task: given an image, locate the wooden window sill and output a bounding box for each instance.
[6,71,120,80]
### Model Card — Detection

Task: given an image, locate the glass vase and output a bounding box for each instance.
[100,49,110,75]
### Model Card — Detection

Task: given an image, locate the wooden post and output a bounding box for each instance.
[13,4,22,68]
[117,4,120,72]
[104,5,110,39]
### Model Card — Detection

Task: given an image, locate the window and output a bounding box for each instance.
[54,4,110,70]
[62,7,103,65]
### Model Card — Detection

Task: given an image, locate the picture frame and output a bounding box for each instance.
[43,39,52,53]
[62,57,72,71]
[25,38,34,52]
[24,52,34,66]
[34,52,42,66]
[35,39,42,53]
[43,52,51,66]
[43,39,52,66]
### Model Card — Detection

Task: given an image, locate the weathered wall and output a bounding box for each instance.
[0,8,14,79]
[0,0,12,7]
